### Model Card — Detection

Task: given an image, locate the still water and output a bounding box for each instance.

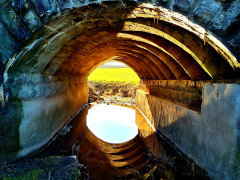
[36,103,208,179]
[86,104,138,143]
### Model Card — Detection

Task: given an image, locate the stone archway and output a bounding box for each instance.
[0,1,239,179]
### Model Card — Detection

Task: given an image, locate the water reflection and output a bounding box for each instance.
[39,103,209,180]
[86,104,138,143]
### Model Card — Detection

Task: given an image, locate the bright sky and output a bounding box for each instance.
[103,62,128,67]
[104,62,124,66]
[86,104,138,143]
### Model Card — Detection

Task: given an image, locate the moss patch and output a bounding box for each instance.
[0,156,81,179]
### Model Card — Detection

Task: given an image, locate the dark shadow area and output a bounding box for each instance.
[0,101,22,162]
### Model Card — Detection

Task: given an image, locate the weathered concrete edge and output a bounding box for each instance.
[0,80,89,162]
[136,82,240,180]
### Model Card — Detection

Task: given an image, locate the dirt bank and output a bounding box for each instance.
[88,81,139,105]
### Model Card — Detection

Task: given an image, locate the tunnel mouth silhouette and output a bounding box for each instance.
[3,2,239,116]
[3,2,239,115]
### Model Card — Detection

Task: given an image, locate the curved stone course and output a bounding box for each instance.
[0,0,239,74]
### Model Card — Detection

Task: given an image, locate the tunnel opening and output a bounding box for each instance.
[88,61,140,105]
[87,61,140,144]
[1,1,240,179]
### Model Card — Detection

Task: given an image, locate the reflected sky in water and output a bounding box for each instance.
[87,104,138,143]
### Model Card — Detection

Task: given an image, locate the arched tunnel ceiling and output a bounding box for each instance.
[5,2,240,82]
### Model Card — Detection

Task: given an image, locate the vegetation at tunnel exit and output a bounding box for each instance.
[88,68,140,105]
[88,68,140,84]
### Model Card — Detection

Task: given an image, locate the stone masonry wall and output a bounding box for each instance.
[136,82,240,180]
[0,0,239,80]
[0,77,88,162]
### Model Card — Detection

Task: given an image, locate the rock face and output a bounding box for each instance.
[173,0,196,14]
[0,156,81,179]
[210,0,240,34]
[0,22,19,65]
[192,0,223,25]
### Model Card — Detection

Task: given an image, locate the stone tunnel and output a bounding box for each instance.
[0,0,240,179]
